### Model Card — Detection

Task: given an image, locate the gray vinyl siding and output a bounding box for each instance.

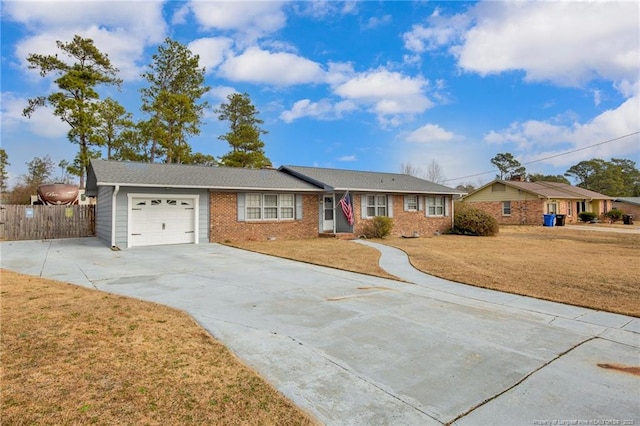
[95,186,113,244]
[108,186,210,248]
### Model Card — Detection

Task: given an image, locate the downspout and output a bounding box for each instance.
[111,185,120,249]
[451,196,455,230]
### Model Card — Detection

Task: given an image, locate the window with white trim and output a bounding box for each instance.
[567,201,573,216]
[426,196,445,216]
[405,195,418,211]
[502,201,511,216]
[366,195,387,217]
[246,194,262,220]
[245,193,295,221]
[280,194,294,219]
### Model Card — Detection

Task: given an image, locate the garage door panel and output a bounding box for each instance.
[129,197,197,247]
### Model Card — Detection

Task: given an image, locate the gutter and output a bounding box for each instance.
[96,181,322,192]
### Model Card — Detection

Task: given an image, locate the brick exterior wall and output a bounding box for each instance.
[352,194,453,237]
[462,200,545,225]
[209,192,319,242]
[612,201,640,219]
[209,192,456,241]
[462,200,589,225]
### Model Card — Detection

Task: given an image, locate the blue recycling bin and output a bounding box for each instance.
[543,214,556,227]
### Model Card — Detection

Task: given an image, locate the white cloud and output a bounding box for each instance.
[188,37,234,74]
[293,1,358,19]
[362,15,392,30]
[6,1,167,81]
[325,61,356,86]
[280,98,357,123]
[207,86,238,104]
[407,124,455,143]
[403,9,470,53]
[333,69,433,125]
[3,1,166,41]
[218,47,325,86]
[189,1,286,42]
[459,2,639,86]
[171,4,190,25]
[338,155,357,162]
[1,92,69,139]
[592,90,602,107]
[483,96,640,166]
[405,2,640,91]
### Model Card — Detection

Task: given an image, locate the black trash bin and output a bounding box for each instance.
[623,214,634,225]
[555,214,566,226]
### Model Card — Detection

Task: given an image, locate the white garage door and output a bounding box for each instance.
[129,197,196,247]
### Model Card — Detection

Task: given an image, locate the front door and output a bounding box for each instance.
[323,195,334,232]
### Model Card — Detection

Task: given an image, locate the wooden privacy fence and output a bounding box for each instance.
[0,205,95,241]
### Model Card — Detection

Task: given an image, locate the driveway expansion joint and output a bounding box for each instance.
[447,336,598,425]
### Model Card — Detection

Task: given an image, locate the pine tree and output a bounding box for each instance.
[217,93,271,168]
[23,35,122,188]
[140,39,210,164]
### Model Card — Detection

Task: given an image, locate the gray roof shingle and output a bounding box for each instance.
[614,197,640,206]
[502,180,614,200]
[280,165,464,194]
[87,160,322,192]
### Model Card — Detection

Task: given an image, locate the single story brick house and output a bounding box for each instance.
[612,197,640,218]
[86,160,464,248]
[460,179,614,225]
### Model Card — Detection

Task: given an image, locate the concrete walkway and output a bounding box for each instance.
[1,238,639,425]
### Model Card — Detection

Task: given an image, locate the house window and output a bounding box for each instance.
[280,194,294,219]
[577,200,586,214]
[426,196,445,216]
[246,194,262,220]
[366,195,387,217]
[502,201,511,216]
[245,193,295,221]
[546,203,557,214]
[405,195,418,211]
[567,201,573,216]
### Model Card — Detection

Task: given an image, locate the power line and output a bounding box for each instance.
[442,131,640,183]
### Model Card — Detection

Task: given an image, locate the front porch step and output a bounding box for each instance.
[318,232,357,240]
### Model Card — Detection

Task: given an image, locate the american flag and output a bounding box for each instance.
[339,191,354,225]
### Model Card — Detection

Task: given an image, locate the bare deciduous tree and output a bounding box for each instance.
[426,160,445,183]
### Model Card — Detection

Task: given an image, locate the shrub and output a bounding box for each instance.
[605,208,624,223]
[361,216,394,238]
[453,204,499,236]
[578,211,598,222]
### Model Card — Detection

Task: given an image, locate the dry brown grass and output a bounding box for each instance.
[230,226,640,317]
[1,270,317,426]
[227,238,400,280]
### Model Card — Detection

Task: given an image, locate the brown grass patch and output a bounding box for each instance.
[227,238,399,280]
[385,226,640,317]
[228,226,640,317]
[1,270,316,425]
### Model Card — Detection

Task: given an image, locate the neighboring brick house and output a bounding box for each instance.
[613,197,640,219]
[460,179,614,225]
[86,159,463,248]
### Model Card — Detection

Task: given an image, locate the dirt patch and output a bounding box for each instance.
[597,363,640,377]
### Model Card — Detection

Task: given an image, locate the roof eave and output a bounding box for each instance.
[95,182,323,192]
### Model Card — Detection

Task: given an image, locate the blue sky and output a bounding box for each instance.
[2,0,639,189]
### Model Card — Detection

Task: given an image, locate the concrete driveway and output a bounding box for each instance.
[1,237,638,425]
